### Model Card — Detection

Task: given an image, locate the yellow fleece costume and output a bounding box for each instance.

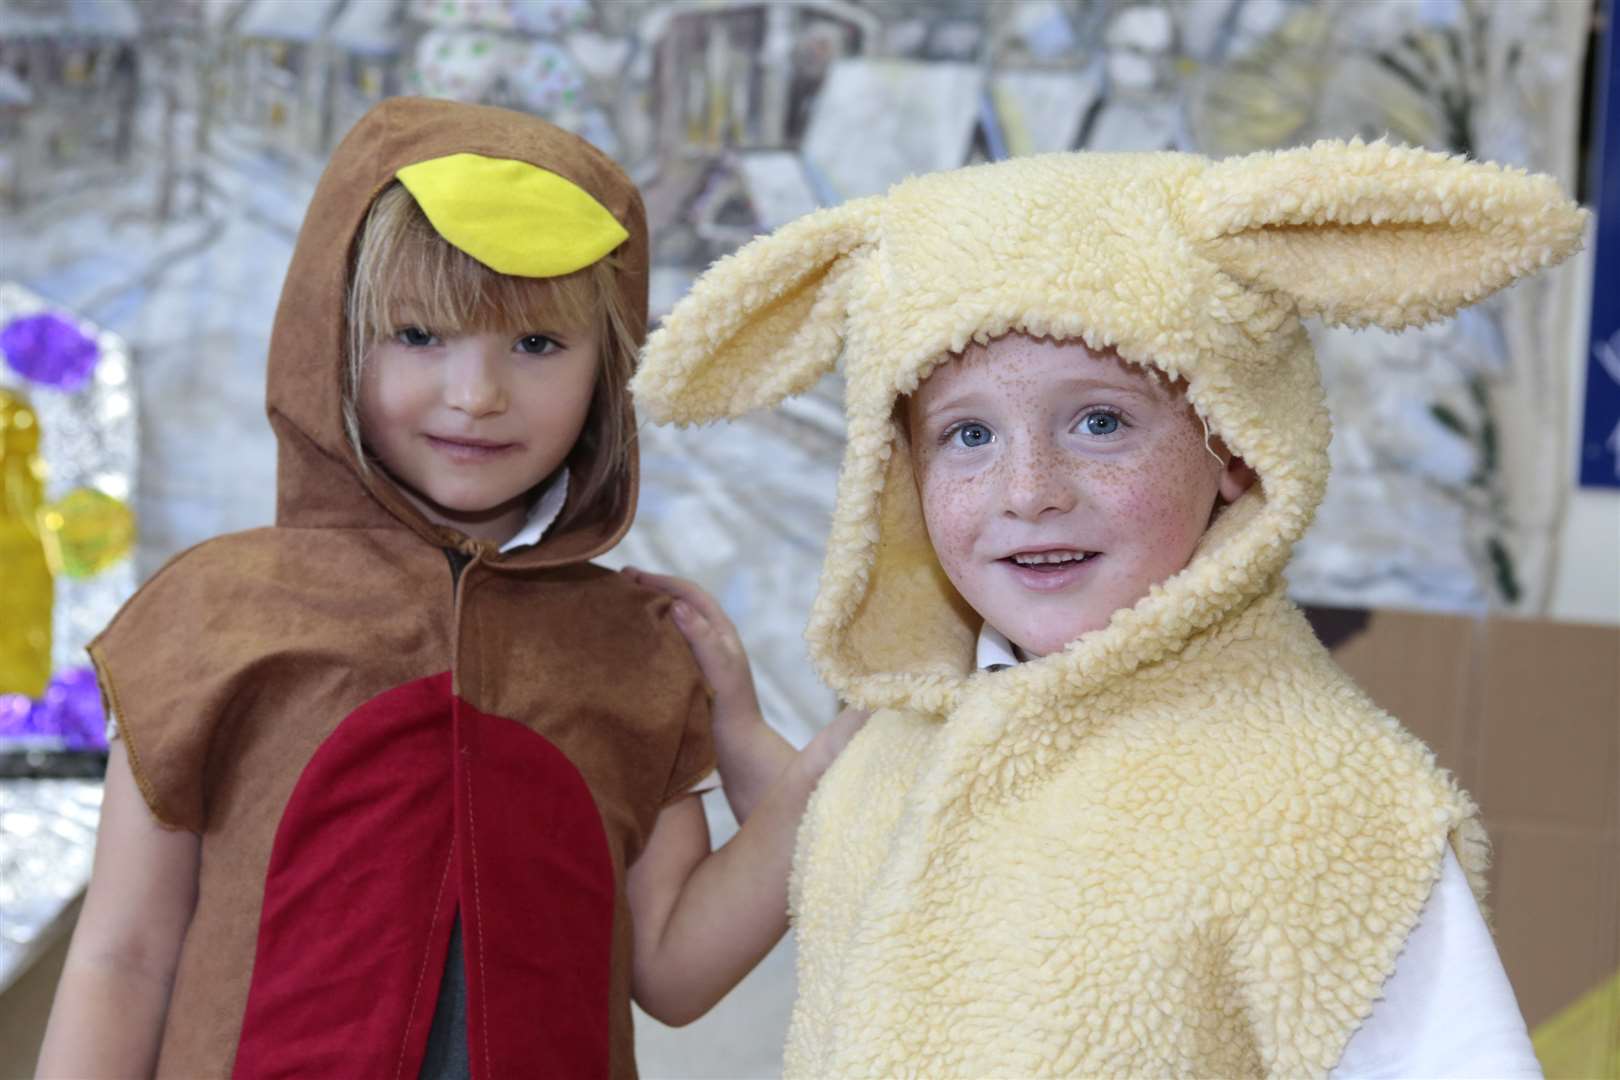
[632,141,1584,1077]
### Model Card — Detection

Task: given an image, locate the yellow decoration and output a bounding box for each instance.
[38,487,136,580]
[396,152,629,278]
[1,389,52,697]
[1533,969,1620,1079]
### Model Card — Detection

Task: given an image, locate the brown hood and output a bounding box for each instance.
[267,96,648,569]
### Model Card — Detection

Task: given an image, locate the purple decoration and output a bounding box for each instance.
[0,693,34,737]
[37,666,107,750]
[1,312,101,391]
[0,667,106,750]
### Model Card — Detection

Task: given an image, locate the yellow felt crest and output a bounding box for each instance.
[395,152,628,278]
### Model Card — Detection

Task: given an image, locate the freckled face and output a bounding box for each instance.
[907,334,1252,657]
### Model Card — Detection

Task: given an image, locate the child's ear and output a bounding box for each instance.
[1179,139,1586,331]
[1219,453,1256,505]
[633,197,882,425]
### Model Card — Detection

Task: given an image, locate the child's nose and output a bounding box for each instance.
[1002,439,1075,520]
[443,341,507,416]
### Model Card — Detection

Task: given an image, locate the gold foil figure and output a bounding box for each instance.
[39,487,136,579]
[1,388,52,696]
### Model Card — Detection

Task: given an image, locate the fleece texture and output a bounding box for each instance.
[633,141,1583,1078]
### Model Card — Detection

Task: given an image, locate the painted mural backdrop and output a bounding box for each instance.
[0,0,1593,1073]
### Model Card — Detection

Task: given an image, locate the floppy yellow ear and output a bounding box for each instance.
[633,197,881,425]
[1180,139,1586,330]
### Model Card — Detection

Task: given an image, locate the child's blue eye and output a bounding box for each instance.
[516,334,560,355]
[1080,411,1121,436]
[951,423,993,448]
[396,327,436,347]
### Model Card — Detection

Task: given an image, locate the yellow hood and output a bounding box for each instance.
[634,140,1583,713]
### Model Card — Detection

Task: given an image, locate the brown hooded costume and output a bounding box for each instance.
[88,98,711,1079]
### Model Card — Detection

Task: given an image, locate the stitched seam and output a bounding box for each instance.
[394,846,455,1080]
[89,644,181,829]
[465,760,493,1074]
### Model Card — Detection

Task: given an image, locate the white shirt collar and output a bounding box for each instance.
[975,621,1026,671]
[497,467,570,554]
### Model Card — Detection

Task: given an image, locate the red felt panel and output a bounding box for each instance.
[232,674,615,1079]
[235,673,459,1078]
[455,695,615,1079]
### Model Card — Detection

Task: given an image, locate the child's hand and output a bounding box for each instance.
[624,565,791,822]
[622,566,762,733]
[800,705,870,783]
[623,566,866,823]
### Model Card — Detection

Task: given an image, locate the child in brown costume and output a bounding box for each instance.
[37,98,843,1079]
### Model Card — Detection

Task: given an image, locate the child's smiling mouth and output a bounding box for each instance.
[1009,550,1096,566]
[424,433,521,461]
[999,549,1101,591]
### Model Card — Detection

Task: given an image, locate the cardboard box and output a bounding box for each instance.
[1307,607,1620,1077]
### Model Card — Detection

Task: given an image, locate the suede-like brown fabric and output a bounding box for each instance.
[88,98,706,1079]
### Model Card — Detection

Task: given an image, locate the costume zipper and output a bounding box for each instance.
[444,547,480,698]
[444,548,473,598]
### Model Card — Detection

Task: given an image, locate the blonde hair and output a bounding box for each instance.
[344,182,639,532]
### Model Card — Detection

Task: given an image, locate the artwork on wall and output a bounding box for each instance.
[0,0,1595,707]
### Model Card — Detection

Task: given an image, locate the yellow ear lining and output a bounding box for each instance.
[632,197,881,425]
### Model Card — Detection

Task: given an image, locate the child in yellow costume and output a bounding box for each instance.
[630,141,1583,1077]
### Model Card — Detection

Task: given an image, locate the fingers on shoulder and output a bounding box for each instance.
[623,567,740,637]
